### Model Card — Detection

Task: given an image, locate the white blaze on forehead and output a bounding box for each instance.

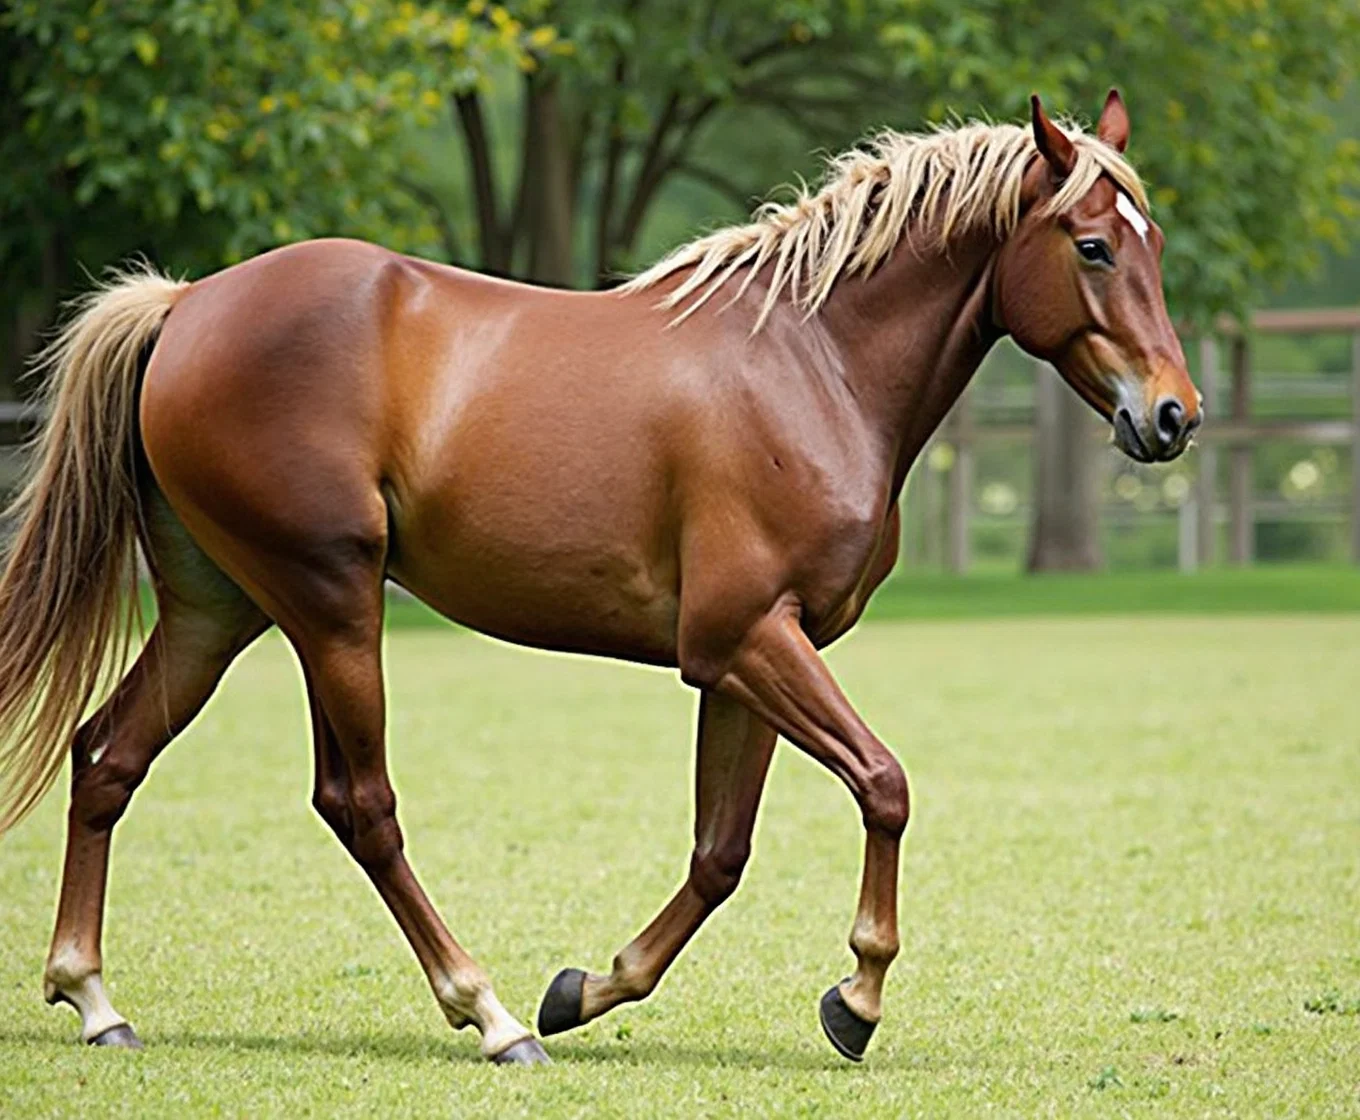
[1115,190,1149,244]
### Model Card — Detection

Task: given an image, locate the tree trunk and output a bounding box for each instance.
[1027,362,1104,572]
[525,78,575,287]
[453,92,508,273]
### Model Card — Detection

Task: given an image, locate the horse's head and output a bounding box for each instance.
[995,91,1201,463]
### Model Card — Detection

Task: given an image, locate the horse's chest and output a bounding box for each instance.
[800,504,900,645]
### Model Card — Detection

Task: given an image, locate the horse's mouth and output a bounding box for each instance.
[1112,408,1155,463]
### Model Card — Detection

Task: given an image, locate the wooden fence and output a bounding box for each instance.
[935,307,1360,572]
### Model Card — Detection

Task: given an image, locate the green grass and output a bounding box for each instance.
[863,565,1360,619]
[2,617,1359,1116]
[376,565,1360,629]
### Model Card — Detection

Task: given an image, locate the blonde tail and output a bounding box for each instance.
[0,264,187,834]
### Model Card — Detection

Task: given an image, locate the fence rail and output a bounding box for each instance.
[3,308,1359,571]
[936,307,1360,572]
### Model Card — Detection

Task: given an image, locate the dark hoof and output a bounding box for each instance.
[818,980,876,1062]
[537,968,586,1037]
[88,1023,143,1050]
[491,1036,551,1066]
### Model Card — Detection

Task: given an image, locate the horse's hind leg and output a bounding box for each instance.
[44,495,266,1045]
[279,561,546,1065]
[538,692,776,1035]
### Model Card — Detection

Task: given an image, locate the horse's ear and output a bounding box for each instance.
[1097,88,1130,153]
[1031,94,1077,179]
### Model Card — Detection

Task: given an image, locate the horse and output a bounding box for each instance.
[0,90,1199,1065]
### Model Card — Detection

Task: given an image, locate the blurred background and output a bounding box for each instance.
[3,0,1359,583]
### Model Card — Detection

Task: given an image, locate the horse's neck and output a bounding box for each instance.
[823,231,1002,498]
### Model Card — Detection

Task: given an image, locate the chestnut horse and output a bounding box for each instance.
[0,92,1198,1064]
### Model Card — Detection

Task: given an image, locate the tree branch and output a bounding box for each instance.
[737,33,798,69]
[592,45,630,283]
[567,88,594,217]
[453,90,506,271]
[612,92,682,258]
[741,87,880,116]
[673,161,758,212]
[599,24,876,272]
[505,73,541,273]
[747,96,847,143]
[614,94,722,258]
[604,27,837,266]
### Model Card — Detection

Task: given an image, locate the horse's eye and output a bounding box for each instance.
[1076,238,1115,268]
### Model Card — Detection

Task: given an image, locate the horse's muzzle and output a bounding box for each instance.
[1113,397,1200,463]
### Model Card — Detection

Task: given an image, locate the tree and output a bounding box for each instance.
[432,1,922,285]
[0,0,556,387]
[420,0,1359,310]
[1027,366,1105,572]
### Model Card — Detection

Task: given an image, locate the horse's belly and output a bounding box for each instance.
[387,478,681,665]
[391,550,680,664]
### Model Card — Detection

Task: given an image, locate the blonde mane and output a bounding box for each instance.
[623,118,1148,332]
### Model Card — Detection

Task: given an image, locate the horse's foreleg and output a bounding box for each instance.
[537,692,775,1036]
[712,607,908,1062]
[294,600,547,1065]
[45,603,263,1046]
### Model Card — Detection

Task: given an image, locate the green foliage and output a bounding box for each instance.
[1,0,1356,374]
[836,0,1360,319]
[0,0,553,275]
[451,0,1358,314]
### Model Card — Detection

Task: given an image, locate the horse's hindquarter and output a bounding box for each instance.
[141,240,401,616]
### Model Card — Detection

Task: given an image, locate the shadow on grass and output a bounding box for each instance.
[0,1026,467,1064]
[541,1038,845,1072]
[0,1026,847,1072]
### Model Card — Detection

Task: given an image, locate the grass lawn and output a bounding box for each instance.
[1,615,1358,1116]
[383,565,1360,629]
[863,564,1360,619]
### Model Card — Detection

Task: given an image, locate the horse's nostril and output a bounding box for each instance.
[1155,398,1185,447]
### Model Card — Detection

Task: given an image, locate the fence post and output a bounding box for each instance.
[900,463,921,568]
[1178,493,1198,572]
[947,389,973,574]
[1229,334,1252,565]
[923,437,943,569]
[1352,329,1360,564]
[1195,334,1219,569]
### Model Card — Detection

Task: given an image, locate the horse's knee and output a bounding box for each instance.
[68,729,148,832]
[859,752,910,837]
[690,835,752,906]
[311,781,352,842]
[346,781,402,869]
